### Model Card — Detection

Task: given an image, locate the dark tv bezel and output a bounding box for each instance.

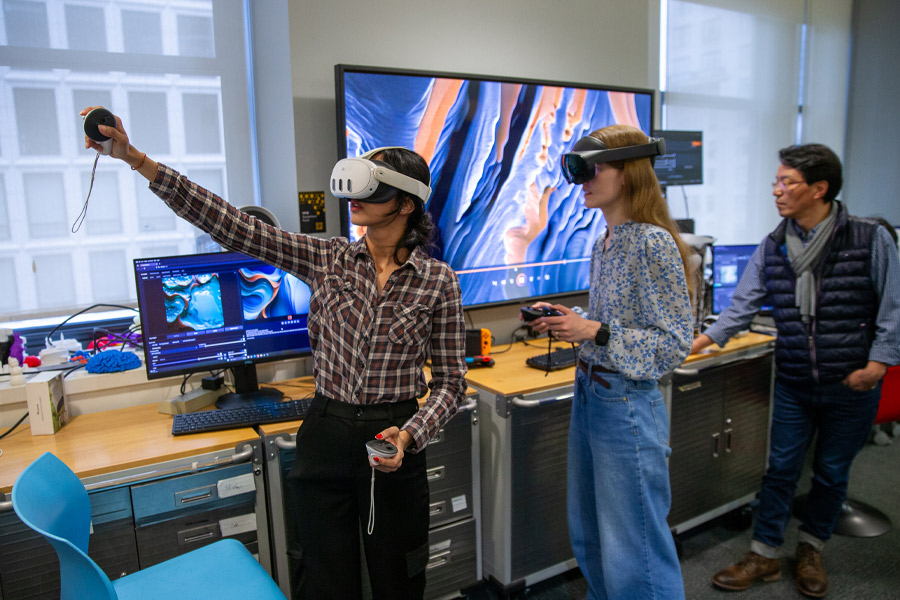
[652,129,703,186]
[334,64,656,309]
[132,250,313,382]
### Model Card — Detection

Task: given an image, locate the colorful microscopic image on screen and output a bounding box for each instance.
[163,273,224,332]
[239,265,312,320]
[340,70,652,306]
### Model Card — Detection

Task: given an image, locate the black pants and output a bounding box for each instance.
[285,394,429,600]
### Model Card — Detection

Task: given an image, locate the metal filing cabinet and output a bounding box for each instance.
[261,397,481,600]
[663,341,775,533]
[473,384,577,596]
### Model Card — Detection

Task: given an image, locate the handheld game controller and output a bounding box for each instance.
[83,107,116,156]
[520,306,564,322]
[365,439,398,461]
[465,355,495,368]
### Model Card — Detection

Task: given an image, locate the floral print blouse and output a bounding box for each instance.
[578,221,693,380]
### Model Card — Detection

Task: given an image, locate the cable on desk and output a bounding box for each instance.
[491,326,532,354]
[0,412,28,441]
[63,363,86,378]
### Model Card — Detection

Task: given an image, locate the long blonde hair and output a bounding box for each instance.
[590,124,694,296]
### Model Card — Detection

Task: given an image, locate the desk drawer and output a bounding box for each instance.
[429,481,474,528]
[427,411,473,460]
[424,518,478,600]
[130,463,255,525]
[135,502,258,568]
[426,449,471,495]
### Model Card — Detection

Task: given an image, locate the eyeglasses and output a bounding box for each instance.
[771,177,805,191]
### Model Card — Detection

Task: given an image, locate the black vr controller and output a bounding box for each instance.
[520,306,564,322]
[83,108,116,156]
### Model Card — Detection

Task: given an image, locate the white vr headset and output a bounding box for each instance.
[330,147,432,204]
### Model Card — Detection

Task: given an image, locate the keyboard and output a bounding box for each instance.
[171,398,313,436]
[525,345,579,371]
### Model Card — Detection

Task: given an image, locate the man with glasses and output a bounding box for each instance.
[692,144,900,598]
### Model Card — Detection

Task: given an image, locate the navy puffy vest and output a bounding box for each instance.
[762,202,878,385]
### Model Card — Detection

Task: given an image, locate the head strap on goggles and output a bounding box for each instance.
[561,135,666,184]
[330,146,432,204]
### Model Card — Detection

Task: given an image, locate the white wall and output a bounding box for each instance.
[844,0,900,225]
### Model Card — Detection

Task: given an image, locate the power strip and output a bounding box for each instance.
[157,388,223,415]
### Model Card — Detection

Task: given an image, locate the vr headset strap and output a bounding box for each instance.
[579,138,665,164]
[361,146,432,202]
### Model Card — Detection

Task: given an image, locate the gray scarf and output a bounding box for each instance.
[785,202,838,323]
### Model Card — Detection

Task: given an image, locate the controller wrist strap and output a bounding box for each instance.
[367,467,376,535]
[72,153,101,233]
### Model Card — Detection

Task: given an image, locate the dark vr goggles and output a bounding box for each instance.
[561,135,666,185]
[330,147,432,204]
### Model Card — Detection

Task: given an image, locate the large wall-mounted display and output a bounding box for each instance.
[335,65,654,307]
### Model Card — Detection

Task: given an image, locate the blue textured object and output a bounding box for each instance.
[12,452,286,600]
[85,350,142,374]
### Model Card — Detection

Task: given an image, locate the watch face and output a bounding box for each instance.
[595,324,610,346]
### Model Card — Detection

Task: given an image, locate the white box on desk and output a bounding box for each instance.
[25,371,69,435]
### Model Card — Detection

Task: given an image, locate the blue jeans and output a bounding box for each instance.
[567,369,685,600]
[753,379,881,549]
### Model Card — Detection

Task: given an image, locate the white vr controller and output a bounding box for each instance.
[83,107,116,156]
[365,439,398,463]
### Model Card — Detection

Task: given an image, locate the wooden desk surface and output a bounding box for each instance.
[462,342,577,396]
[0,402,257,494]
[464,332,775,397]
[683,331,774,365]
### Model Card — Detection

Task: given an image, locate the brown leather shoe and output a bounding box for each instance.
[712,551,781,591]
[796,542,828,597]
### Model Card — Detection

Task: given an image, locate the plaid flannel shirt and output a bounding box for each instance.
[149,164,467,450]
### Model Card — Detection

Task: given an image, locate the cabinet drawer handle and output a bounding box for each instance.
[426,550,451,570]
[426,466,445,482]
[711,433,721,458]
[430,431,445,445]
[724,428,733,453]
[180,491,213,504]
[183,530,215,544]
[511,393,574,408]
[674,368,700,377]
[429,501,446,516]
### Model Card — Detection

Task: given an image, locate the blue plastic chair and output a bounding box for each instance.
[12,452,285,600]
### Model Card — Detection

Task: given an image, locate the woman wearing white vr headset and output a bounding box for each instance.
[82,107,467,600]
[529,124,693,600]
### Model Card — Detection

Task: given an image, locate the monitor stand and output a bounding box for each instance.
[215,364,284,409]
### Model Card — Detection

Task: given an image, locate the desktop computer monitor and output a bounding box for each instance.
[711,244,772,315]
[652,130,703,186]
[133,252,312,409]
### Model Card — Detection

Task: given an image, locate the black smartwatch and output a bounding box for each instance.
[594,322,610,346]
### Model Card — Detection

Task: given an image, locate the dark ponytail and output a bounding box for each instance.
[376,148,436,262]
